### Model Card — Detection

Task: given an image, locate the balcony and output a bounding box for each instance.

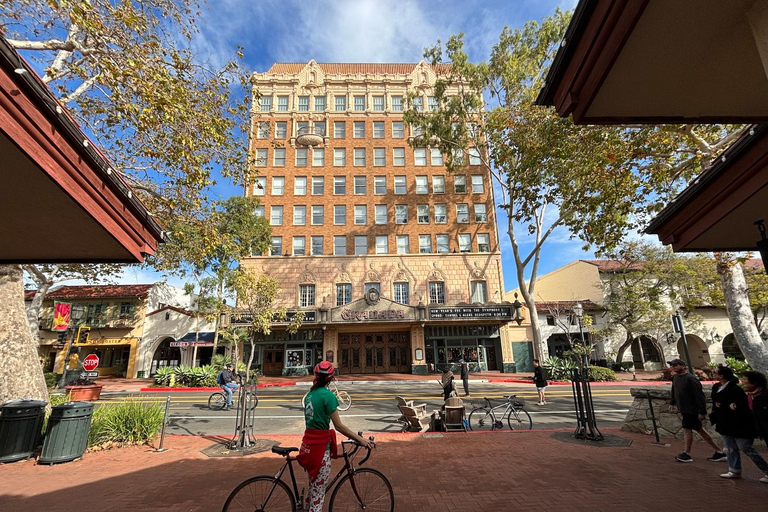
[295,126,324,147]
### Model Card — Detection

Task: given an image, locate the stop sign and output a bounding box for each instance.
[82,354,100,372]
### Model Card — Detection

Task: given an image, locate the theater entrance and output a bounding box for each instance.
[338,332,410,374]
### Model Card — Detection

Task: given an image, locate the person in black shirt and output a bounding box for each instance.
[459,359,470,397]
[220,363,239,409]
[532,359,547,406]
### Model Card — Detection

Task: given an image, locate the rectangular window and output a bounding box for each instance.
[336,283,352,306]
[272,177,285,195]
[365,283,381,294]
[294,176,307,195]
[477,233,490,253]
[257,122,269,139]
[277,96,289,111]
[298,96,309,111]
[353,121,365,138]
[412,124,424,137]
[311,176,324,195]
[334,236,346,255]
[293,205,306,226]
[255,148,268,166]
[293,236,305,255]
[375,205,387,224]
[396,235,409,254]
[471,175,484,193]
[394,282,409,305]
[394,176,407,194]
[253,205,264,217]
[271,236,282,256]
[299,284,315,307]
[471,281,487,303]
[354,95,366,111]
[273,148,286,166]
[428,96,438,111]
[430,148,443,166]
[253,177,266,196]
[412,96,423,111]
[311,205,324,225]
[393,148,406,166]
[354,205,367,225]
[296,121,308,136]
[417,205,430,224]
[333,148,346,166]
[260,96,272,111]
[372,96,385,111]
[372,121,385,138]
[414,148,427,166]
[275,122,287,138]
[311,236,324,255]
[374,176,386,195]
[392,121,404,138]
[415,176,428,194]
[432,175,445,193]
[313,121,326,137]
[452,148,465,165]
[436,234,449,253]
[391,96,403,111]
[373,148,386,166]
[458,233,471,252]
[353,148,366,166]
[469,148,481,165]
[295,148,308,167]
[395,205,408,224]
[354,176,366,195]
[334,205,346,225]
[474,203,488,222]
[454,175,467,193]
[314,96,326,111]
[375,235,388,254]
[335,96,346,111]
[419,234,432,254]
[456,204,469,223]
[429,282,445,304]
[312,148,325,166]
[334,121,346,138]
[334,176,346,195]
[270,206,283,226]
[354,235,367,255]
[435,204,447,223]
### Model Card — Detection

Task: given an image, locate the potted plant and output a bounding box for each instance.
[64,377,103,401]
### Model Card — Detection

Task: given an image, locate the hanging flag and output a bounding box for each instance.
[52,301,71,331]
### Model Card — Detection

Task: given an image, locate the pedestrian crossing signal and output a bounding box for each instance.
[76,326,91,344]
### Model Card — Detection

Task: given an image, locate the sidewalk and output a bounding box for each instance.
[1,429,764,511]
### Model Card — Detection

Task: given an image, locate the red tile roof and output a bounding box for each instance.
[265,62,452,75]
[146,305,194,318]
[45,285,153,299]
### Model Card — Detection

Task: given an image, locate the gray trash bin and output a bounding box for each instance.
[0,399,47,463]
[39,401,94,464]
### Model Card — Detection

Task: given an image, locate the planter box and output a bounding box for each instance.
[64,385,103,401]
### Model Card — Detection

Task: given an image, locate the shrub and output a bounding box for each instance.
[154,365,218,387]
[88,398,164,448]
[44,372,60,388]
[609,361,635,372]
[724,357,751,377]
[153,366,174,386]
[587,366,617,382]
[542,357,577,381]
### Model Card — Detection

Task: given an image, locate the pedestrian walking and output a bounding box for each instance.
[440,370,458,401]
[459,359,470,397]
[667,358,725,463]
[744,370,768,444]
[710,366,768,482]
[532,359,547,405]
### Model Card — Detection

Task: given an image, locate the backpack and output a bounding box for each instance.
[217,371,224,385]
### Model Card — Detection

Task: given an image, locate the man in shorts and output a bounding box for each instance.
[668,358,726,463]
[532,359,547,406]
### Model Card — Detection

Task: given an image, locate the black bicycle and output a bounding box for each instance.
[222,435,394,512]
[208,385,258,411]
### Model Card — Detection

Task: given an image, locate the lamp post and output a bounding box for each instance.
[572,302,588,367]
[57,303,85,388]
[569,301,603,441]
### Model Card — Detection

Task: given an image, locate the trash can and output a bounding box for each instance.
[0,399,47,463]
[39,402,94,464]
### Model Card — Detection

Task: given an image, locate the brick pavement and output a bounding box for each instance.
[1,429,765,511]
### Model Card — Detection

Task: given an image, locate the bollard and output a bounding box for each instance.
[645,390,667,446]
[153,396,171,453]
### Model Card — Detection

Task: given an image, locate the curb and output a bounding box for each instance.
[139,382,298,392]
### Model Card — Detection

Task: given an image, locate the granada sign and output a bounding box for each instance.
[340,309,405,321]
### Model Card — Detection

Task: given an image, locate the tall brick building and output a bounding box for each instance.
[239,61,522,375]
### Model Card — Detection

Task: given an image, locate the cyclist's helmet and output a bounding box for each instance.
[314,361,335,376]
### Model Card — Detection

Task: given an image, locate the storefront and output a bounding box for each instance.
[72,337,139,377]
[244,328,324,376]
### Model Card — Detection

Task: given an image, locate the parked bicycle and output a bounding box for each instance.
[301,380,351,411]
[209,386,258,411]
[222,434,394,512]
[468,395,532,431]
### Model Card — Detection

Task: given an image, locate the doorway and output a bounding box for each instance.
[678,335,710,368]
[263,348,284,375]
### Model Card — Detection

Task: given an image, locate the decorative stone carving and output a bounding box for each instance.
[428,268,445,282]
[471,267,486,279]
[336,270,352,284]
[299,270,316,283]
[365,269,381,283]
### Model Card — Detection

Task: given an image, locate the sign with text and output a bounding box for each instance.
[428,306,513,320]
[229,310,316,325]
[80,371,99,378]
[82,354,100,372]
[331,297,416,323]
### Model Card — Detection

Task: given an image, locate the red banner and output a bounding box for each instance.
[52,301,71,331]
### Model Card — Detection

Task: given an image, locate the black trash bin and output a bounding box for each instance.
[39,402,94,464]
[0,399,47,463]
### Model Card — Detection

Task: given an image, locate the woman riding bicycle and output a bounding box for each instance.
[297,361,373,512]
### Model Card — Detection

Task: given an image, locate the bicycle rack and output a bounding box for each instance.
[569,367,604,441]
[229,383,258,450]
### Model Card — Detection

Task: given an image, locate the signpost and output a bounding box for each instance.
[82,354,100,372]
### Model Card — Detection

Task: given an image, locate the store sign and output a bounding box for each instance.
[75,337,135,346]
[331,297,416,323]
[230,310,316,325]
[429,306,513,320]
[170,341,214,347]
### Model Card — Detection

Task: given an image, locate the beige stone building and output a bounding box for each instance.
[239,61,519,375]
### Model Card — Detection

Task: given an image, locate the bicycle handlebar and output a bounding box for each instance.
[341,432,376,466]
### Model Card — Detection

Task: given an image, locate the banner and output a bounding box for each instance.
[52,301,71,332]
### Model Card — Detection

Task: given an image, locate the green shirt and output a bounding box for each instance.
[303,387,338,430]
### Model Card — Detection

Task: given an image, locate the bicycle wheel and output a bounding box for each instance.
[208,392,226,410]
[336,391,352,411]
[507,408,533,430]
[222,476,295,512]
[329,468,394,512]
[468,408,495,431]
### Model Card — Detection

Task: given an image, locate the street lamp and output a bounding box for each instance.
[569,301,603,441]
[57,303,85,388]
[572,302,588,367]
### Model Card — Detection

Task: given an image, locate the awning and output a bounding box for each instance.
[177,332,216,343]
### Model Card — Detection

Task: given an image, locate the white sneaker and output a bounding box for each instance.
[760,476,768,484]
[536,401,544,406]
[720,472,742,479]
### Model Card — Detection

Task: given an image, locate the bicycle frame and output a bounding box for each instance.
[484,397,522,424]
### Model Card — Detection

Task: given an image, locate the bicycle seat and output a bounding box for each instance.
[271,446,298,456]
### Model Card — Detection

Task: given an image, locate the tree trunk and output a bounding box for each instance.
[516,277,545,360]
[719,258,768,372]
[22,264,58,343]
[0,264,49,404]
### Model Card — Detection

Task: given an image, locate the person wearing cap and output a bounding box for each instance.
[297,361,373,512]
[219,363,239,410]
[459,359,470,397]
[667,358,725,463]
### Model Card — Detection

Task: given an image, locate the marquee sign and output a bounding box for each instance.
[428,306,513,320]
[230,310,316,325]
[331,297,416,323]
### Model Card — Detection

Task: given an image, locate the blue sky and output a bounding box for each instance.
[116,0,603,294]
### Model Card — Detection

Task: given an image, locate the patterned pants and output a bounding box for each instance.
[306,448,332,512]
